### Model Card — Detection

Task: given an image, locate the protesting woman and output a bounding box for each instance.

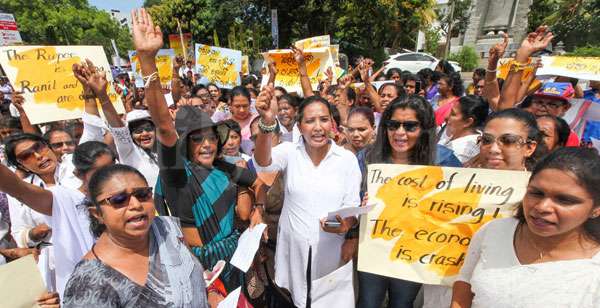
[432,73,464,126]
[62,164,209,307]
[438,95,489,163]
[452,147,600,307]
[131,9,263,291]
[277,94,300,143]
[228,86,258,154]
[467,108,542,171]
[253,85,362,308]
[219,119,251,162]
[0,140,116,296]
[344,106,376,155]
[73,60,160,187]
[536,115,570,152]
[356,95,460,308]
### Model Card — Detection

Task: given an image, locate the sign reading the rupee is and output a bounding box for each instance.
[195,44,242,89]
[0,45,124,124]
[358,164,530,286]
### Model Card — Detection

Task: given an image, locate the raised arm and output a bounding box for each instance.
[0,164,53,216]
[171,56,184,104]
[291,46,314,97]
[360,62,383,113]
[516,59,543,103]
[497,26,553,111]
[131,8,177,147]
[253,85,277,167]
[483,34,507,111]
[11,93,40,135]
[267,60,277,87]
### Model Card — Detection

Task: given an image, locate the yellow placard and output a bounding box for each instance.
[129,49,174,86]
[294,35,331,50]
[241,55,250,75]
[538,56,600,81]
[358,164,530,285]
[262,47,335,94]
[168,33,193,60]
[195,44,242,88]
[0,45,124,124]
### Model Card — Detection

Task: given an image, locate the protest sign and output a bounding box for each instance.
[262,47,335,93]
[0,255,46,308]
[0,13,22,46]
[168,33,193,60]
[241,55,250,75]
[294,35,331,50]
[537,56,600,81]
[195,44,242,88]
[358,164,530,285]
[0,45,124,124]
[129,49,175,87]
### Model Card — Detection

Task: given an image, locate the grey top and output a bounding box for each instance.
[63,217,208,307]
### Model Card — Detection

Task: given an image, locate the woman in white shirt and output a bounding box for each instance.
[452,147,600,308]
[253,86,362,308]
[438,95,489,163]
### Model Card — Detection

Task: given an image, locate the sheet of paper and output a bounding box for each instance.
[217,286,241,308]
[311,260,355,307]
[0,254,46,308]
[230,223,267,272]
[326,204,375,221]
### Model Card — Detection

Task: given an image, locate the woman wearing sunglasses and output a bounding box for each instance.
[452,148,600,307]
[468,108,543,171]
[355,96,461,308]
[73,60,160,188]
[43,128,76,160]
[0,140,116,297]
[131,9,264,292]
[62,164,209,307]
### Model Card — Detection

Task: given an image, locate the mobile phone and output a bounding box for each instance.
[324,220,342,228]
[415,80,421,94]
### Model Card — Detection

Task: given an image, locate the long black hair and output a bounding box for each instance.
[4,133,50,172]
[439,72,464,97]
[515,147,600,243]
[86,164,148,237]
[457,95,489,129]
[366,95,436,165]
[73,141,116,176]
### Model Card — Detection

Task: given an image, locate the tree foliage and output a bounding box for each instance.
[0,0,133,58]
[436,0,472,37]
[448,45,479,71]
[528,0,599,51]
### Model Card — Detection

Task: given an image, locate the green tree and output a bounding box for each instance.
[448,45,479,71]
[424,28,442,56]
[436,0,472,38]
[0,0,132,59]
[528,0,599,50]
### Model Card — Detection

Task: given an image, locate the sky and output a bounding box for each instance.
[88,0,144,14]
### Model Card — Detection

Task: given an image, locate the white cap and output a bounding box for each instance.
[125,109,152,124]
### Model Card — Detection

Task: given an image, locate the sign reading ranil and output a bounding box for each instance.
[358,164,530,286]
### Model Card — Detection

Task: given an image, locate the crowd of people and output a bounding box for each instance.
[0,8,599,308]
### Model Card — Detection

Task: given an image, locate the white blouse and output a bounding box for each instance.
[253,139,362,308]
[108,125,159,187]
[438,129,480,164]
[458,217,600,308]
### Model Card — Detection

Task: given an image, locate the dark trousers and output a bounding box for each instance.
[357,271,421,308]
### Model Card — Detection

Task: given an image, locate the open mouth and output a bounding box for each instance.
[391,138,408,148]
[311,134,326,143]
[39,160,52,169]
[529,215,556,228]
[126,214,148,227]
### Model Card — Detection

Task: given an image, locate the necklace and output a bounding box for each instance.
[522,225,544,260]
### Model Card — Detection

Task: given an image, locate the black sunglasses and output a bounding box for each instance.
[16,141,49,162]
[189,132,218,144]
[99,187,153,207]
[385,120,420,132]
[50,141,75,149]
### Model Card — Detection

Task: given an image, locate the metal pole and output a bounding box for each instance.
[444,0,456,58]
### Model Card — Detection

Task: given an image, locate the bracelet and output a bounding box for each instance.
[142,71,159,88]
[485,68,496,73]
[258,119,278,134]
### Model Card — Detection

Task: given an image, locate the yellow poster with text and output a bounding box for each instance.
[129,49,174,87]
[168,33,193,60]
[294,35,331,50]
[0,45,124,124]
[537,56,600,81]
[195,44,242,88]
[262,47,335,93]
[358,164,530,285]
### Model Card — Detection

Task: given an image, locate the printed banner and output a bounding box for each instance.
[168,33,193,60]
[0,45,124,124]
[537,56,600,81]
[0,13,22,46]
[294,35,331,50]
[129,49,174,87]
[262,47,335,93]
[358,164,530,285]
[195,44,242,88]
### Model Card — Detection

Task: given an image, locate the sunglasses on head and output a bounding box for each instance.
[99,187,153,207]
[16,141,49,162]
[189,132,218,144]
[385,120,420,132]
[478,133,530,148]
[131,123,155,135]
[50,141,75,149]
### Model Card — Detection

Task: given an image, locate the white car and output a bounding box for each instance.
[383,52,462,74]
